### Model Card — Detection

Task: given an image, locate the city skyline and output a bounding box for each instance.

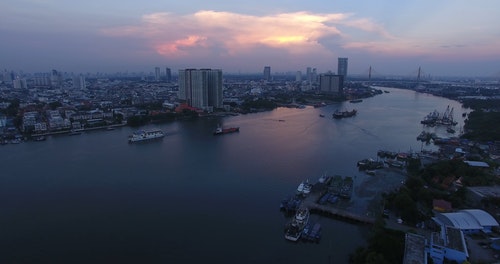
[1,0,500,77]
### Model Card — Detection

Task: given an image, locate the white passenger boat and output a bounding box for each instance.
[128,128,165,143]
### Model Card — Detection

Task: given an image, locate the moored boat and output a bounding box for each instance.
[69,129,83,136]
[128,128,165,143]
[302,222,322,243]
[33,135,46,141]
[296,180,312,196]
[213,125,239,135]
[284,207,310,242]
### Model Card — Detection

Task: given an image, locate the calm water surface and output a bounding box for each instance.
[0,88,467,263]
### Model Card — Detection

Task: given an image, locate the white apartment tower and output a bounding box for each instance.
[178,69,223,111]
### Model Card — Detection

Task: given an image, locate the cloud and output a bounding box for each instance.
[100,10,391,60]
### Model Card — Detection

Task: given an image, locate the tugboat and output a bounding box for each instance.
[333,109,357,119]
[213,124,239,135]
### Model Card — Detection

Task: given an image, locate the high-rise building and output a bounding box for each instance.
[295,71,302,82]
[312,68,317,83]
[165,67,171,82]
[155,67,161,82]
[33,74,51,87]
[306,67,312,83]
[13,78,27,89]
[319,74,344,94]
[337,57,348,77]
[263,66,271,81]
[50,69,63,88]
[178,69,223,111]
[72,75,86,89]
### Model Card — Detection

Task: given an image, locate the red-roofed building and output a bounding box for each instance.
[433,199,453,212]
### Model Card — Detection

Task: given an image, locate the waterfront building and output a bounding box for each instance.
[263,66,271,81]
[433,209,499,234]
[338,57,348,78]
[178,69,223,111]
[319,73,344,94]
[429,227,468,264]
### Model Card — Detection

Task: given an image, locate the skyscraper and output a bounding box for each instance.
[306,67,312,83]
[155,67,161,82]
[178,69,223,111]
[263,66,271,81]
[319,74,344,94]
[337,57,348,77]
[165,67,171,82]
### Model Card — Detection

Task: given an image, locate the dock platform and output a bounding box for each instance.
[292,180,376,225]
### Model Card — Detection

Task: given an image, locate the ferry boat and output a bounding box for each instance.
[128,128,165,143]
[213,125,239,135]
[284,207,310,242]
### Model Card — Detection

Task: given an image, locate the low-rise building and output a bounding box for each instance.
[429,227,468,264]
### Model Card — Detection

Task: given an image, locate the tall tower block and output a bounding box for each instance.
[337,58,348,78]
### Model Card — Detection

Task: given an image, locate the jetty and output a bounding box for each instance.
[282,176,376,225]
[301,188,375,225]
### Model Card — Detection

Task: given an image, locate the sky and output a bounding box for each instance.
[1,0,500,77]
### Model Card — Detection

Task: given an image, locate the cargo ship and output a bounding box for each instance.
[213,125,239,135]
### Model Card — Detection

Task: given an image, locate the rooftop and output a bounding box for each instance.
[403,233,427,264]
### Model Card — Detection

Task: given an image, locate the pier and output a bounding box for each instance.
[301,189,376,225]
[288,177,376,225]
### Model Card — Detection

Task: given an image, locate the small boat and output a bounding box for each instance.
[213,124,239,135]
[69,129,83,136]
[446,127,456,134]
[366,170,376,176]
[33,135,46,141]
[296,180,311,196]
[302,222,321,243]
[349,99,363,103]
[319,114,325,117]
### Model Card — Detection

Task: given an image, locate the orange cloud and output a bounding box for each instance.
[100,10,390,58]
[155,35,207,57]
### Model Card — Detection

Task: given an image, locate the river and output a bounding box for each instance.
[0,87,468,263]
